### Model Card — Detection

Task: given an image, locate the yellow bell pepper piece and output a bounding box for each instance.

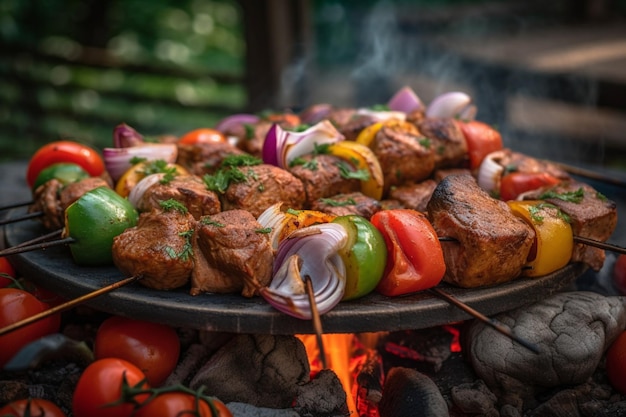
[327,141,384,200]
[354,122,383,147]
[507,200,573,277]
[115,161,189,198]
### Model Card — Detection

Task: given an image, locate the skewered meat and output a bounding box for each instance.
[112,207,196,290]
[29,177,111,230]
[388,179,438,213]
[416,118,468,169]
[176,141,246,176]
[135,175,221,219]
[226,114,301,157]
[492,149,570,180]
[520,181,617,271]
[289,154,361,208]
[370,122,435,194]
[192,210,273,297]
[335,113,377,141]
[427,174,535,288]
[220,164,306,218]
[309,191,382,219]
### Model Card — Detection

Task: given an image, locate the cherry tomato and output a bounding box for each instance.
[613,254,626,295]
[499,172,560,201]
[20,279,66,308]
[26,141,105,188]
[0,256,17,287]
[94,316,180,386]
[178,128,226,145]
[457,120,503,170]
[0,398,67,417]
[133,392,232,417]
[606,331,626,394]
[0,288,61,367]
[72,358,149,417]
[371,209,446,296]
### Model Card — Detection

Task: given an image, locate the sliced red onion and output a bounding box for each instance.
[387,86,424,113]
[299,103,333,125]
[214,113,260,133]
[128,173,165,209]
[426,92,477,120]
[262,120,344,169]
[355,108,406,122]
[477,150,507,196]
[113,123,144,148]
[103,143,178,181]
[259,223,348,319]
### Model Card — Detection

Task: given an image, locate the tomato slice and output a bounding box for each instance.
[371,209,446,296]
[500,172,560,201]
[178,128,226,145]
[26,141,105,187]
[457,120,503,170]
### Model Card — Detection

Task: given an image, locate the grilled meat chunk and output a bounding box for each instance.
[388,179,438,213]
[417,118,468,169]
[490,148,571,180]
[336,114,377,141]
[177,141,246,176]
[289,154,361,208]
[29,177,111,230]
[520,181,617,271]
[136,175,220,219]
[427,174,535,288]
[371,121,435,195]
[112,207,196,290]
[219,164,306,218]
[192,210,273,297]
[309,192,382,219]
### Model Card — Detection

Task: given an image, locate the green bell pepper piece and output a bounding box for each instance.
[32,163,90,191]
[63,186,138,266]
[332,214,387,300]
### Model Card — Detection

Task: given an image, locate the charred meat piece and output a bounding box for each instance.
[336,114,377,141]
[29,177,111,230]
[388,179,438,213]
[112,207,196,290]
[520,181,617,271]
[433,168,472,183]
[217,164,306,218]
[417,118,468,169]
[192,210,273,297]
[309,192,382,219]
[427,174,535,288]
[136,175,221,219]
[371,121,435,195]
[289,154,361,208]
[177,141,246,176]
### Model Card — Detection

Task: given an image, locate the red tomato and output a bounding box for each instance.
[26,141,105,188]
[133,392,232,417]
[457,120,503,170]
[0,288,61,367]
[72,358,149,417]
[606,331,626,394]
[370,209,446,296]
[94,316,180,386]
[499,172,560,201]
[0,257,17,287]
[0,398,67,417]
[178,128,226,145]
[20,280,66,309]
[613,254,626,295]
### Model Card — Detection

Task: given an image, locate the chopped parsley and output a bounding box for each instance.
[286,208,301,216]
[319,197,356,207]
[369,103,390,111]
[528,203,571,224]
[159,199,188,214]
[336,160,370,181]
[165,230,194,261]
[313,142,331,155]
[220,154,262,167]
[200,217,225,227]
[418,137,431,149]
[596,191,608,201]
[243,123,255,140]
[138,159,178,184]
[290,157,318,171]
[255,227,272,234]
[538,187,584,203]
[203,166,248,193]
[290,124,311,132]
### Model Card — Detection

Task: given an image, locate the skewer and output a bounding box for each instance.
[428,287,541,354]
[0,237,75,257]
[0,275,142,337]
[0,211,43,226]
[0,200,34,211]
[10,229,63,249]
[304,275,328,369]
[553,161,626,188]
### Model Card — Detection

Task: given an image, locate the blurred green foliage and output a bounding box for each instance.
[0,0,246,161]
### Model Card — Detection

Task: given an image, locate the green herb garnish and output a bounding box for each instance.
[255,227,272,234]
[319,197,356,207]
[539,187,584,203]
[336,160,370,181]
[200,217,225,227]
[159,199,188,214]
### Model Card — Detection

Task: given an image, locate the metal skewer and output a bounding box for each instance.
[304,275,328,369]
[0,200,34,211]
[0,211,43,226]
[428,287,541,354]
[552,161,626,188]
[0,275,142,337]
[0,237,75,257]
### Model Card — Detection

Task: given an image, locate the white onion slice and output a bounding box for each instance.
[259,223,348,319]
[257,202,287,251]
[477,150,507,196]
[128,173,165,210]
[355,108,406,122]
[103,143,178,181]
[426,92,477,120]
